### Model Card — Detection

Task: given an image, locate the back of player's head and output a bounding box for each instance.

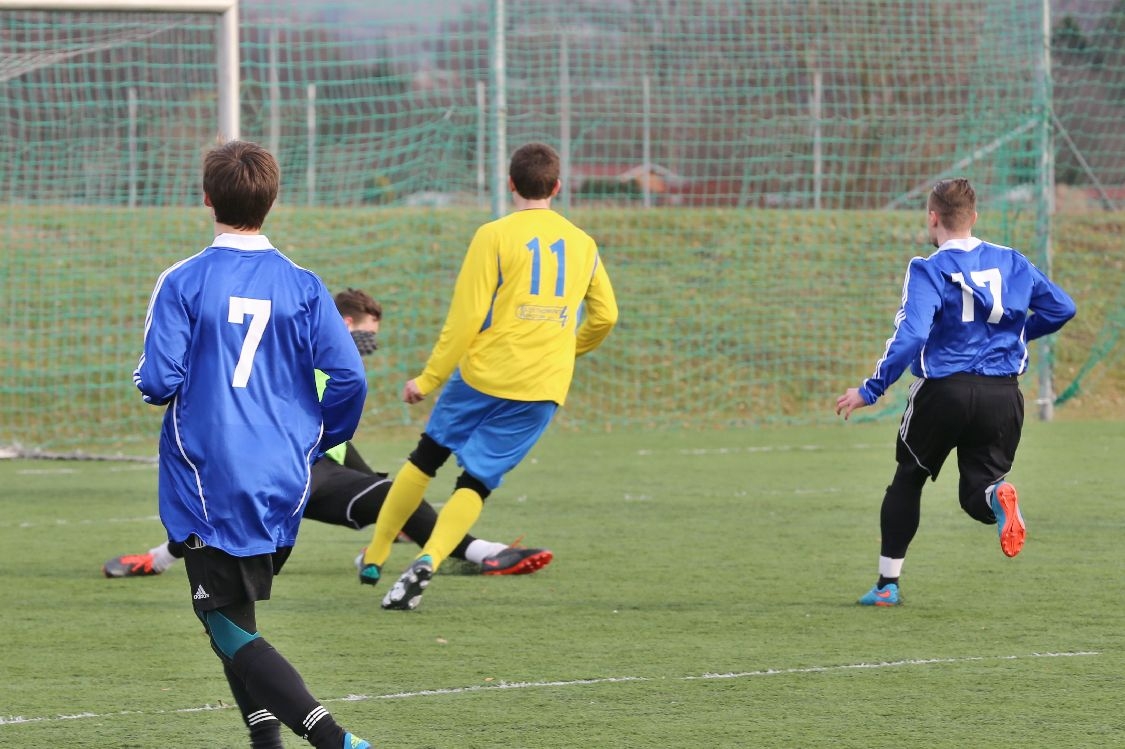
[335,288,382,321]
[203,140,279,230]
[928,178,976,231]
[509,142,560,200]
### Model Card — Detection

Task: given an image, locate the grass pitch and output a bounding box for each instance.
[1,420,1122,748]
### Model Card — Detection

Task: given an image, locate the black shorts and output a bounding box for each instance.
[897,373,1024,483]
[181,535,292,612]
[304,457,390,529]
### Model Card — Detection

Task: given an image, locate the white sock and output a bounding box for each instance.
[878,555,904,580]
[148,542,179,573]
[464,540,508,564]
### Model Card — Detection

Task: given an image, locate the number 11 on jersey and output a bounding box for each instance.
[526,237,566,297]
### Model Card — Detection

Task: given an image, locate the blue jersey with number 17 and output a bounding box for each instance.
[859,237,1076,405]
[133,233,367,556]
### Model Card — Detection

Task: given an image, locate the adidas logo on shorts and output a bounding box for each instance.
[193,584,210,600]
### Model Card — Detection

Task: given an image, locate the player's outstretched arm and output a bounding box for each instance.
[312,284,368,448]
[402,379,425,404]
[1025,268,1077,341]
[134,276,191,406]
[835,388,868,420]
[576,257,619,356]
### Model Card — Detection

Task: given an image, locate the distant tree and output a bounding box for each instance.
[576,177,641,200]
[1053,3,1125,190]
[1053,14,1091,62]
[1092,0,1125,68]
[431,8,489,78]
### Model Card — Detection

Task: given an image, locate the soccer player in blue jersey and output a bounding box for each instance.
[835,178,1076,607]
[133,140,373,749]
[359,141,619,610]
[107,288,552,579]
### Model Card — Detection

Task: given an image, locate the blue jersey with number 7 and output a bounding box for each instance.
[133,233,367,556]
[859,237,1075,405]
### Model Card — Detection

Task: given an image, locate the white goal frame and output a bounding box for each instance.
[0,0,240,140]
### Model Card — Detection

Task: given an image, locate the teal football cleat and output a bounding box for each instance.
[356,547,382,586]
[987,480,1025,558]
[358,563,381,587]
[857,582,901,606]
[343,732,371,749]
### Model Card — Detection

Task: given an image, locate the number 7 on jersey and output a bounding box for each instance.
[228,296,272,388]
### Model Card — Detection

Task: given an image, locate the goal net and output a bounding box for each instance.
[2,2,236,455]
[2,0,1122,455]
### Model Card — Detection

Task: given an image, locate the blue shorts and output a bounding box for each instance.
[425,371,557,491]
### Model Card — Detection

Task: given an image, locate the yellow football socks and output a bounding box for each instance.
[363,461,430,567]
[420,487,484,569]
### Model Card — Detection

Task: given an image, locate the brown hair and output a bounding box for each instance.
[928,178,976,230]
[334,288,382,321]
[202,140,279,230]
[509,142,560,200]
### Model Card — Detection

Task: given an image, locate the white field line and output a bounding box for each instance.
[3,514,160,530]
[5,442,868,528]
[10,463,155,474]
[4,443,874,521]
[635,443,886,456]
[0,651,1099,727]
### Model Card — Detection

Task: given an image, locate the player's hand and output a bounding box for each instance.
[402,379,425,404]
[835,388,867,420]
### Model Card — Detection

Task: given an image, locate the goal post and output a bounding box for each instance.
[0,0,239,140]
[0,0,243,456]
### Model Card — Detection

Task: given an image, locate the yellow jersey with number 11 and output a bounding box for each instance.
[414,207,618,405]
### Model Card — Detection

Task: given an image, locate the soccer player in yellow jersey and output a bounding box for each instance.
[359,142,619,610]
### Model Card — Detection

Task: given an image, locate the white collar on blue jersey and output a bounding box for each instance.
[936,236,982,252]
[211,232,276,251]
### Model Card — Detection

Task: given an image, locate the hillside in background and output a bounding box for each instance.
[0,206,1119,455]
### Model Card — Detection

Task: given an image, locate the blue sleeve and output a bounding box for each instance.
[133,273,191,407]
[310,283,367,450]
[1024,266,1076,341]
[859,257,941,404]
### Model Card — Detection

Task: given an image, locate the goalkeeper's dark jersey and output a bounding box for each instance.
[133,233,367,556]
[859,237,1076,405]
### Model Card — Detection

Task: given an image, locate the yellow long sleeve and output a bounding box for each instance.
[414,209,618,405]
